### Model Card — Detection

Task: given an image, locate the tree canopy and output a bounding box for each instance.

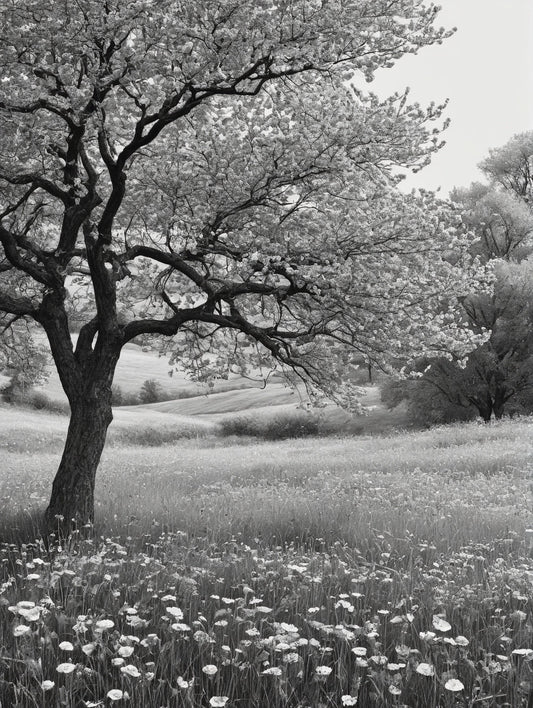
[0,0,483,529]
[479,131,533,203]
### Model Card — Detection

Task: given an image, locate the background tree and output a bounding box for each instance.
[386,261,533,424]
[0,0,483,532]
[454,182,533,263]
[478,131,533,203]
[382,132,533,424]
[380,368,476,427]
[0,315,49,402]
[139,379,163,404]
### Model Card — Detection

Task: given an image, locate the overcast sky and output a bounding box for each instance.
[371,0,533,195]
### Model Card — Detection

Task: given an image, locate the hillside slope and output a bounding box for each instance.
[35,340,275,401]
[131,383,302,417]
[3,338,410,436]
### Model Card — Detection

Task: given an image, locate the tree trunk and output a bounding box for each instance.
[493,387,506,420]
[44,390,113,535]
[45,393,113,534]
[479,409,492,423]
[474,395,493,423]
[493,404,505,420]
[44,351,119,536]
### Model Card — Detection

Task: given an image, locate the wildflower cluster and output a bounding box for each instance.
[1,529,533,707]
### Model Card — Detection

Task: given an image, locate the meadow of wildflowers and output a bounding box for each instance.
[1,412,532,706]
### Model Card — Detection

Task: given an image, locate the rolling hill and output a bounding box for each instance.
[34,339,279,402]
[2,336,409,441]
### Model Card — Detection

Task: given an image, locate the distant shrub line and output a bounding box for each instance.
[112,412,345,447]
[219,410,323,440]
[109,424,211,447]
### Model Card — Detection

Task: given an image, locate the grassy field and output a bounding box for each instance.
[0,407,532,707]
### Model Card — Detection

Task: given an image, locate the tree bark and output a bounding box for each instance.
[43,337,121,536]
[45,391,113,534]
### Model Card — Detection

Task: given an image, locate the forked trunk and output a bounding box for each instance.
[474,391,493,423]
[493,386,506,420]
[45,375,115,536]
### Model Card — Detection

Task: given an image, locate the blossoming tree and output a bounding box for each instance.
[0,0,483,530]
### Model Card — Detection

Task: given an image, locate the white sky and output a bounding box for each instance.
[371,0,533,194]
